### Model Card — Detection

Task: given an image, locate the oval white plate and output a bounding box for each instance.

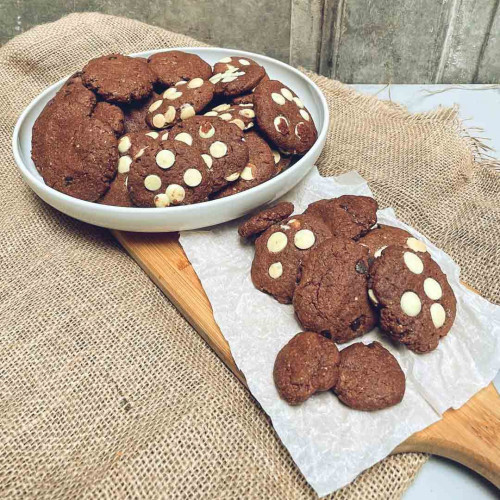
[13,47,329,232]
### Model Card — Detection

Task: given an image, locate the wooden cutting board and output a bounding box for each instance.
[113,230,500,487]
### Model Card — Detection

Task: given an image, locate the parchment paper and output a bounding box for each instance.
[179,169,500,497]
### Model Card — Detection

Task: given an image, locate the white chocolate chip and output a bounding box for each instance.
[164,106,176,123]
[400,291,422,317]
[272,150,280,164]
[175,132,193,146]
[134,148,145,159]
[374,245,387,258]
[240,164,255,181]
[144,174,161,191]
[239,59,250,65]
[239,103,254,107]
[219,113,232,121]
[230,118,245,130]
[268,262,283,279]
[404,252,424,274]
[156,149,175,169]
[239,108,255,118]
[118,155,132,174]
[406,237,427,253]
[244,122,254,130]
[209,73,223,84]
[299,109,310,121]
[218,57,232,63]
[424,278,443,300]
[152,113,166,128]
[154,193,170,208]
[183,168,202,187]
[118,135,131,154]
[294,229,315,250]
[213,103,231,112]
[225,172,240,181]
[294,122,305,139]
[145,131,159,139]
[199,123,215,138]
[201,154,213,169]
[222,75,238,83]
[274,115,290,133]
[148,100,163,113]
[293,96,304,108]
[288,219,300,228]
[187,77,204,89]
[164,87,182,100]
[180,104,195,120]
[166,184,186,204]
[271,92,286,105]
[175,80,187,86]
[204,111,219,117]
[161,131,169,141]
[281,88,293,101]
[210,141,227,158]
[430,303,446,328]
[267,232,288,253]
[368,289,378,305]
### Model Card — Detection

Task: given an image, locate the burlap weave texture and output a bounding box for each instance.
[1,12,498,499]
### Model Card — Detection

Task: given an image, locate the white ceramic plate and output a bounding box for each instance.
[13,47,329,232]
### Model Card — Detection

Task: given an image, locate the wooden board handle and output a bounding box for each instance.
[113,230,500,487]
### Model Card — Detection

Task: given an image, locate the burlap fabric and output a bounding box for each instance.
[1,12,498,499]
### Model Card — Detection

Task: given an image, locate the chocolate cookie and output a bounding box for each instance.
[369,245,457,353]
[213,131,276,198]
[122,92,161,133]
[251,214,332,304]
[293,238,377,343]
[148,50,212,87]
[204,102,255,131]
[254,80,317,155]
[359,224,429,263]
[32,75,118,202]
[306,195,378,240]
[231,93,254,105]
[117,130,161,162]
[334,342,405,411]
[146,78,214,129]
[274,331,340,405]
[99,173,132,207]
[127,140,212,207]
[92,102,125,136]
[210,56,266,97]
[168,116,249,192]
[82,54,155,103]
[238,202,294,239]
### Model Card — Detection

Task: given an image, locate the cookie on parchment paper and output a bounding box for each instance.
[238,202,294,239]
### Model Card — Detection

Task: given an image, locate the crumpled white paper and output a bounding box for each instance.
[179,169,500,497]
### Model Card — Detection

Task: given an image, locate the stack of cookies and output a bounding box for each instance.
[32,51,317,207]
[239,196,457,410]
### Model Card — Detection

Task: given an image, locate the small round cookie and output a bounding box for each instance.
[359,224,428,264]
[274,331,340,406]
[210,56,266,97]
[122,92,161,133]
[82,54,155,103]
[99,173,133,207]
[148,50,212,87]
[92,102,125,136]
[334,342,405,411]
[238,202,294,239]
[254,80,317,155]
[368,245,457,353]
[251,214,332,304]
[168,116,249,192]
[32,76,118,202]
[146,78,214,129]
[213,131,276,198]
[204,102,255,131]
[306,195,378,240]
[293,238,377,343]
[271,147,292,175]
[127,140,212,207]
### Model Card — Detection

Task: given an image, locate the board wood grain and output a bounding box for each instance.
[113,229,500,487]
